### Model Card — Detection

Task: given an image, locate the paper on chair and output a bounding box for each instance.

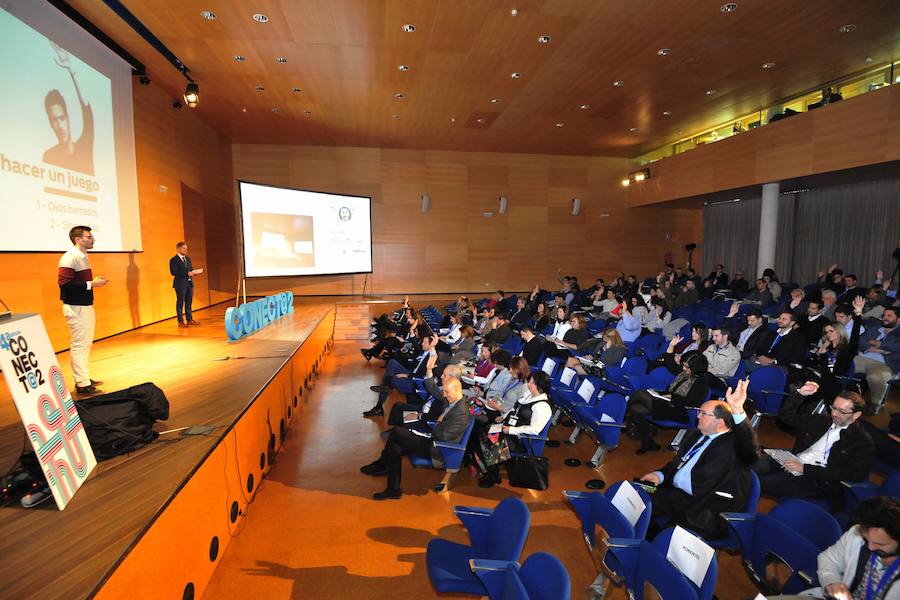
[577,379,595,403]
[610,481,646,527]
[647,389,671,402]
[403,411,419,423]
[560,367,576,386]
[666,526,714,589]
[599,413,615,423]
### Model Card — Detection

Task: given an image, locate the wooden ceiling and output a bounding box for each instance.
[65,0,900,157]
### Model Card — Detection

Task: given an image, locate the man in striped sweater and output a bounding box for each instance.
[58,226,107,395]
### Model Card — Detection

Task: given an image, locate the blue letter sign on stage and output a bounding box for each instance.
[224,292,294,341]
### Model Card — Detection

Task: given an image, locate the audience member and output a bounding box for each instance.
[519,326,545,366]
[854,306,900,413]
[744,310,807,373]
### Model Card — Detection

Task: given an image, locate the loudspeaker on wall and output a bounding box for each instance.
[572,198,581,216]
[421,194,430,213]
[499,196,508,214]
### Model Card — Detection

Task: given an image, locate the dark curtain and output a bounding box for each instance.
[702,198,760,279]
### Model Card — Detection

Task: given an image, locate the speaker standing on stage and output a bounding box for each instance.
[58,226,107,396]
[170,242,201,327]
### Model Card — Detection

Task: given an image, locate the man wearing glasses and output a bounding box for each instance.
[639,380,759,540]
[753,383,874,511]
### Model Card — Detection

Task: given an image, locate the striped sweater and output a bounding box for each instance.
[58,247,94,305]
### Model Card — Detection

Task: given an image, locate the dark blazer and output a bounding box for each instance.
[857,324,900,373]
[777,391,875,509]
[509,308,529,329]
[429,399,472,467]
[169,254,194,290]
[485,323,512,345]
[797,314,827,347]
[760,328,808,366]
[655,420,758,538]
[727,319,776,360]
[521,336,545,366]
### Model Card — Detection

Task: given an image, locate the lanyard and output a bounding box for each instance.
[865,553,900,600]
[677,436,709,469]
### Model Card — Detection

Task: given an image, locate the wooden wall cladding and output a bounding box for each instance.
[233,144,703,296]
[0,81,237,352]
[627,85,900,207]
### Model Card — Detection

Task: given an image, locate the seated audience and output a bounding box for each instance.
[508,297,530,329]
[660,323,710,375]
[821,289,839,320]
[644,298,672,334]
[744,278,774,306]
[363,333,438,417]
[835,303,866,339]
[449,325,477,364]
[483,312,512,346]
[519,326,545,366]
[754,385,874,510]
[762,268,782,301]
[567,328,627,374]
[544,313,591,359]
[728,270,750,296]
[797,298,828,346]
[615,297,643,343]
[638,381,758,539]
[707,264,729,289]
[386,360,460,428]
[854,306,900,413]
[744,310,807,373]
[703,326,741,385]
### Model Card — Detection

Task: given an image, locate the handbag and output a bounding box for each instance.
[478,430,510,467]
[506,437,549,490]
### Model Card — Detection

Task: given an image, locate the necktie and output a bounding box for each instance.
[768,334,782,353]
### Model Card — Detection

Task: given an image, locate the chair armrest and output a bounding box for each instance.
[721,512,756,522]
[517,433,549,442]
[605,538,642,550]
[433,440,466,451]
[592,420,626,428]
[470,558,517,597]
[797,569,817,586]
[469,558,517,572]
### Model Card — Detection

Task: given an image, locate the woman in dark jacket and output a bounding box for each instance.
[628,352,710,453]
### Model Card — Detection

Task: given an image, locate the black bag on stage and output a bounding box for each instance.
[74,382,169,460]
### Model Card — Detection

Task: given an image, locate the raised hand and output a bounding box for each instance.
[852,295,865,314]
[728,302,740,317]
[724,378,749,414]
[876,269,884,280]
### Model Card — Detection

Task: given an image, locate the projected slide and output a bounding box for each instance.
[0,2,141,251]
[239,181,372,277]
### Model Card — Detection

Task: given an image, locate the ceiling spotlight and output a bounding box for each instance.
[865,57,873,63]
[580,104,591,110]
[304,110,311,116]
[491,98,501,104]
[838,24,856,33]
[290,87,302,93]
[275,57,288,64]
[657,48,671,56]
[183,82,199,108]
[621,178,631,187]
[241,108,247,113]
[394,92,406,100]
[705,89,717,95]
[398,64,410,71]
[450,117,456,123]
[634,171,646,181]
[663,110,672,116]
[629,127,638,132]
[233,55,246,62]
[402,23,416,32]
[252,13,269,23]
[720,3,738,13]
[537,35,551,44]
[510,72,522,78]
[762,62,776,69]
[393,113,400,119]
[613,80,624,87]
[510,8,518,16]
[271,107,280,113]
[200,10,216,20]
[476,118,486,124]
[555,122,564,128]
[255,85,265,91]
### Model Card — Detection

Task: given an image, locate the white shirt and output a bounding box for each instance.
[797,423,848,466]
[551,321,571,339]
[505,392,552,436]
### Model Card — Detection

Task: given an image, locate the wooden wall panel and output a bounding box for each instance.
[233,144,703,297]
[628,86,900,206]
[0,82,236,351]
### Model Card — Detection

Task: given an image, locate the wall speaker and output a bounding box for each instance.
[572,197,581,215]
[499,196,508,214]
[421,194,430,213]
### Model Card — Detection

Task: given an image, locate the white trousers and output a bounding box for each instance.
[62,304,95,387]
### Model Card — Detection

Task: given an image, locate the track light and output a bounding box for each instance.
[183,82,199,108]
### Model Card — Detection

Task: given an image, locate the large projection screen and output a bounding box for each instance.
[239,181,373,278]
[0,0,141,252]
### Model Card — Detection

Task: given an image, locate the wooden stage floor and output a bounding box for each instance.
[0,299,335,600]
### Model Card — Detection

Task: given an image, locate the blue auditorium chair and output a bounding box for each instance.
[470,552,570,600]
[408,418,475,491]
[768,499,842,552]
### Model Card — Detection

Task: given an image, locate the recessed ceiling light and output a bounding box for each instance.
[537,35,551,44]
[252,13,269,23]
[304,110,311,116]
[838,24,856,33]
[510,72,522,78]
[255,85,265,92]
[580,104,591,110]
[555,122,564,128]
[450,117,456,123]
[398,64,410,71]
[275,57,288,64]
[864,57,873,63]
[510,8,518,16]
[613,80,624,87]
[491,98,501,104]
[241,107,247,113]
[233,55,246,62]
[705,89,717,95]
[394,92,406,100]
[271,107,280,113]
[402,23,416,32]
[200,10,216,20]
[393,113,400,119]
[476,118,486,124]
[291,87,302,93]
[663,110,672,116]
[629,127,638,132]
[657,48,671,56]
[762,62,776,69]
[720,3,738,13]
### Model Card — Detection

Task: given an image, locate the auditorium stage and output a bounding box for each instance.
[0,299,336,600]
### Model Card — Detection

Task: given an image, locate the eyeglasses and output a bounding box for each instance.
[697,410,718,418]
[829,405,857,416]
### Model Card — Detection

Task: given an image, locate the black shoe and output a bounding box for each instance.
[75,384,102,396]
[363,406,384,418]
[373,488,403,500]
[636,439,662,455]
[478,473,500,488]
[89,379,103,386]
[370,384,391,393]
[360,461,387,476]
[360,349,372,361]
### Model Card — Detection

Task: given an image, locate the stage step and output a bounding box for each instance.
[333,303,374,340]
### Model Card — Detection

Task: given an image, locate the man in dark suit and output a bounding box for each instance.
[754,386,874,510]
[519,326,544,366]
[169,241,200,327]
[724,305,775,360]
[362,375,472,500]
[639,380,758,539]
[509,297,530,330]
[364,334,438,417]
[484,312,512,345]
[744,310,807,372]
[797,299,827,347]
